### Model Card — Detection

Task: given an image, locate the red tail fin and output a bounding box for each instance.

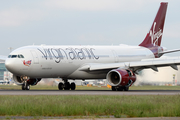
[139,2,168,47]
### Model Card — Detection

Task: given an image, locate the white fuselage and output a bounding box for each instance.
[5,45,154,79]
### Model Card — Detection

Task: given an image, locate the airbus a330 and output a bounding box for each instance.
[5,2,180,91]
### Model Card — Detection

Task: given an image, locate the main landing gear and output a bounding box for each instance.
[58,79,76,90]
[112,86,129,91]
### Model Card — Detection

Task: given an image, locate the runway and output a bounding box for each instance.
[0,90,180,95]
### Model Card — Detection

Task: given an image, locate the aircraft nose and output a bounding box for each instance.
[5,59,16,73]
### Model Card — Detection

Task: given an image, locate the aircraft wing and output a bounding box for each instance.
[80,57,180,73]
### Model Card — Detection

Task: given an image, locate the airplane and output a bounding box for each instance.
[4,2,180,91]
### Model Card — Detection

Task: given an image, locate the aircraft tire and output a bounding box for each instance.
[124,87,129,91]
[58,82,63,90]
[117,87,123,91]
[26,84,30,90]
[22,84,26,90]
[64,82,70,90]
[70,82,76,90]
[22,83,30,90]
[112,86,116,91]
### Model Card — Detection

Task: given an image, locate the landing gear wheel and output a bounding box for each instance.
[22,84,26,90]
[26,84,30,90]
[70,82,76,90]
[112,86,116,91]
[64,82,70,90]
[22,83,30,90]
[117,87,123,91]
[124,87,129,91]
[58,82,64,90]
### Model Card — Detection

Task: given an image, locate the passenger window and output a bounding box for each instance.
[8,55,11,58]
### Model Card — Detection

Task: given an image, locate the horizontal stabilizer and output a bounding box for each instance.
[158,49,180,56]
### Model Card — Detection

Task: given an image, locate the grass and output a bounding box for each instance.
[0,95,180,117]
[0,85,180,118]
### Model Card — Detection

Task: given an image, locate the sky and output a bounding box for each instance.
[0,0,180,56]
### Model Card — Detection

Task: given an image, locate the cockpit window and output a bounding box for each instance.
[11,55,17,58]
[8,54,24,58]
[18,55,24,58]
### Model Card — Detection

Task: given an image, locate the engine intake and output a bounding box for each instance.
[106,69,136,86]
[13,75,23,84]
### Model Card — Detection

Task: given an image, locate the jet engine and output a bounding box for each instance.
[13,75,23,84]
[106,69,136,87]
[13,75,41,86]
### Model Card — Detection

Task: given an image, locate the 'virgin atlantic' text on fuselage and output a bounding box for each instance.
[38,47,99,63]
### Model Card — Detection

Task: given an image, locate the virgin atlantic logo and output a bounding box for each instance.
[23,60,32,67]
[149,22,163,46]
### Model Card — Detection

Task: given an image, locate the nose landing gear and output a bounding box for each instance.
[22,82,30,90]
[21,76,30,90]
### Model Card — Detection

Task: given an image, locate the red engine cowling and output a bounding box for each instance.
[106,69,136,86]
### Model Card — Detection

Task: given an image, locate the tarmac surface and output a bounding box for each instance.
[0,90,180,95]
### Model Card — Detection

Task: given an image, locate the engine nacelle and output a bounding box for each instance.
[13,75,41,86]
[13,75,24,84]
[106,69,136,86]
